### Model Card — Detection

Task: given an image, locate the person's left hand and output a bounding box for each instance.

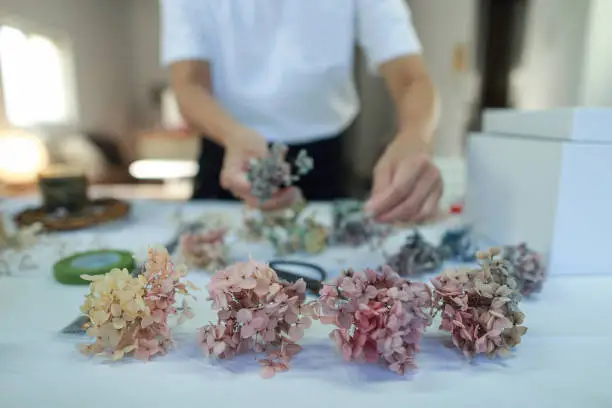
[365,134,443,224]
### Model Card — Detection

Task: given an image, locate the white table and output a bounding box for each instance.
[1,199,611,408]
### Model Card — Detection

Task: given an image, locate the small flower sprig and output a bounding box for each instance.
[179,226,228,270]
[314,266,432,375]
[79,247,196,361]
[199,259,315,378]
[430,248,527,359]
[0,216,43,251]
[247,143,313,202]
[243,200,328,255]
[331,199,391,247]
[502,243,546,296]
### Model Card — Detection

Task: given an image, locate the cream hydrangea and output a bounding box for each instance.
[79,247,195,361]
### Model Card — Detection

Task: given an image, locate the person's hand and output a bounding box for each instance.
[220,128,300,211]
[365,134,443,223]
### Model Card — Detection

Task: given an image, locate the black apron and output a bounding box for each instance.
[192,131,348,201]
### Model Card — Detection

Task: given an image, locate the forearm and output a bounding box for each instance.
[381,56,439,150]
[395,75,438,142]
[173,81,246,146]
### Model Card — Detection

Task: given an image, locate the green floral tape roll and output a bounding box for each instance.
[53,249,136,285]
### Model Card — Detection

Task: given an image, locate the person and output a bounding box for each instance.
[160,0,442,224]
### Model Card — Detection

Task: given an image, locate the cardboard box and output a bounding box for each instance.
[465,108,612,275]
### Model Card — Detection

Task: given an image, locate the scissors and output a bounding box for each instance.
[269,259,326,294]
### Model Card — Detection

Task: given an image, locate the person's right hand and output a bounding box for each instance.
[220,128,301,211]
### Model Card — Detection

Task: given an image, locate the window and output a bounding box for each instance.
[0,24,74,127]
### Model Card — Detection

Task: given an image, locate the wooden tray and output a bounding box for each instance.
[14,198,130,231]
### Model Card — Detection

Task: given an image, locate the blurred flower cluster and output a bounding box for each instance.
[247,143,313,202]
[431,248,527,359]
[0,216,42,251]
[199,260,315,378]
[385,231,443,276]
[437,227,477,262]
[79,247,196,361]
[179,226,228,270]
[331,199,391,247]
[243,200,328,255]
[315,266,432,375]
[502,243,546,296]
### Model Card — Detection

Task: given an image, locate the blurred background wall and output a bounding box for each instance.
[0,0,611,196]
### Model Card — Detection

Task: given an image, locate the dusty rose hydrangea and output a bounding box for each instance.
[431,248,527,359]
[502,243,546,296]
[179,226,228,270]
[199,260,314,378]
[79,247,196,361]
[314,266,432,375]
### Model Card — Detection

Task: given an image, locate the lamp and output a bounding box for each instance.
[0,129,49,186]
[128,159,198,180]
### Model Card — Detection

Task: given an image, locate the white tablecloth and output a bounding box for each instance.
[1,199,611,408]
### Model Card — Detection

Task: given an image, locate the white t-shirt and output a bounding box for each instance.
[160,0,422,144]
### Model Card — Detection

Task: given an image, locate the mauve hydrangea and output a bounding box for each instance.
[314,266,432,375]
[199,260,315,378]
[179,226,228,270]
[431,248,527,359]
[247,143,313,202]
[79,247,196,361]
[502,243,546,296]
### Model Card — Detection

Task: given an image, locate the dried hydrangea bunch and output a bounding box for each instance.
[244,200,328,255]
[437,227,477,262]
[314,266,432,375]
[385,231,443,276]
[330,199,391,247]
[199,259,315,378]
[430,248,527,359]
[265,214,328,255]
[502,243,546,296]
[79,247,196,361]
[179,226,228,270]
[242,207,268,241]
[247,143,314,202]
[242,199,305,240]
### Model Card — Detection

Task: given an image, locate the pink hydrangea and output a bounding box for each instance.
[431,248,527,359]
[314,266,432,375]
[199,260,315,378]
[179,227,228,270]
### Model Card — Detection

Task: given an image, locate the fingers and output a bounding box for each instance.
[377,164,442,223]
[222,154,301,211]
[413,181,443,223]
[366,156,428,218]
[220,162,252,198]
[370,160,393,197]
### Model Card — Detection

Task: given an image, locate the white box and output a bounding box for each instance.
[465,108,612,276]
